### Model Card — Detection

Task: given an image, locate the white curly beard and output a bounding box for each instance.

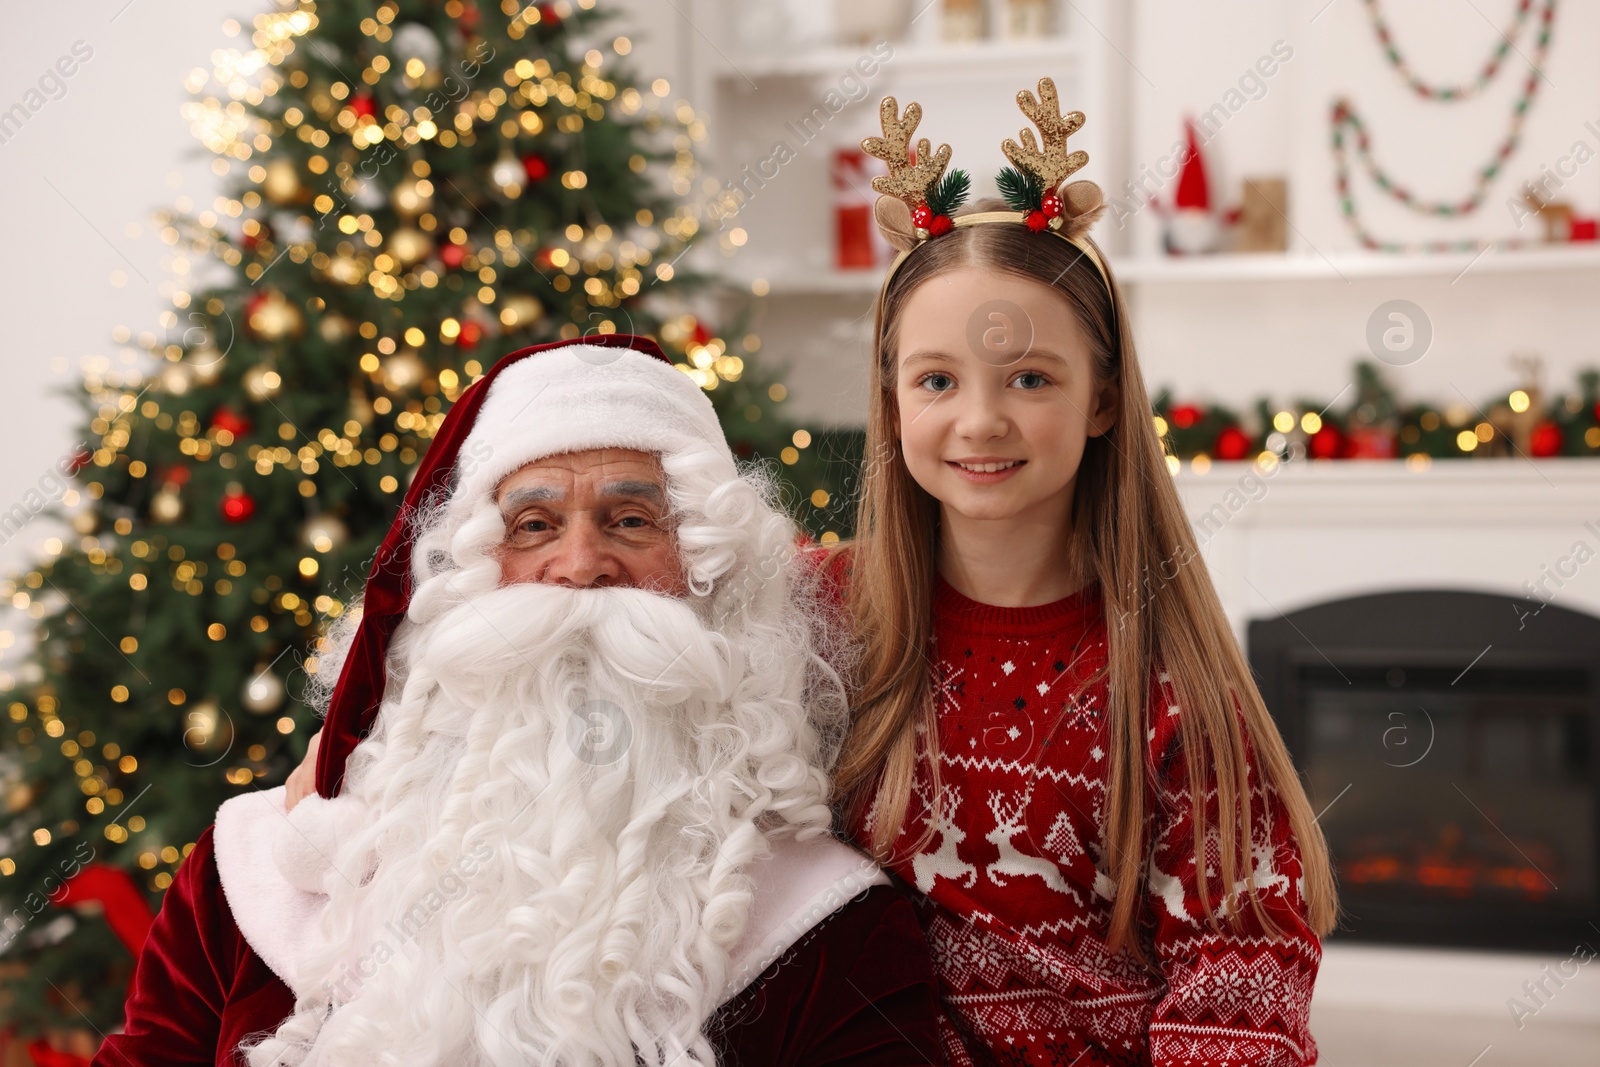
[244,578,832,1067]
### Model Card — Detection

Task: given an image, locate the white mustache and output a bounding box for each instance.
[413,582,740,713]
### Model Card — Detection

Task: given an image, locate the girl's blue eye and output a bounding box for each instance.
[917,372,955,393]
[1013,370,1050,390]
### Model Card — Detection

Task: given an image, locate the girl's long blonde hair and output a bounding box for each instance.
[829,201,1337,949]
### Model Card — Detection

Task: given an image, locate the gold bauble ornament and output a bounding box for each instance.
[5,781,35,813]
[324,253,365,286]
[150,485,183,523]
[318,314,355,343]
[380,350,426,391]
[301,514,348,553]
[387,227,433,267]
[186,343,225,385]
[498,293,543,331]
[262,159,302,205]
[348,388,375,426]
[243,664,286,714]
[243,364,283,401]
[391,176,434,218]
[159,361,194,396]
[246,291,305,341]
[183,699,233,751]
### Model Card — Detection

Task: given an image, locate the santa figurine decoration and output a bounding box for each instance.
[1165,118,1220,255]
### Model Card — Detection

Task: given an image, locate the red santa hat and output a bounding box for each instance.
[1174,117,1211,212]
[313,334,731,797]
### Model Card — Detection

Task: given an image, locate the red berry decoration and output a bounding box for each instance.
[927,215,954,237]
[1529,420,1563,457]
[1169,404,1203,430]
[911,204,933,230]
[1041,192,1063,219]
[349,93,376,119]
[439,242,466,269]
[209,406,251,438]
[1025,210,1049,233]
[221,487,256,523]
[1213,424,1253,460]
[521,154,549,182]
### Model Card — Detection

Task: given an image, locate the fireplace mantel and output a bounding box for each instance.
[1174,458,1600,644]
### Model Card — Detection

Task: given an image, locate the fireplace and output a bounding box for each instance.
[1248,588,1600,952]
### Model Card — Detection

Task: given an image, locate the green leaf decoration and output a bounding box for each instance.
[925,167,971,218]
[996,165,1043,213]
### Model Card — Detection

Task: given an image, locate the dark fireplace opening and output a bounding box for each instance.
[1249,589,1600,953]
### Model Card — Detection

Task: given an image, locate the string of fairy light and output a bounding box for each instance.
[0,0,803,892]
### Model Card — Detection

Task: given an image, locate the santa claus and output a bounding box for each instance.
[93,336,941,1066]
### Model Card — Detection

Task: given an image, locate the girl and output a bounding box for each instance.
[818,83,1338,1066]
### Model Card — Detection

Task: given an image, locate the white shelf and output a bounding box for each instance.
[720,37,1083,83]
[733,244,1600,298]
[1115,244,1600,284]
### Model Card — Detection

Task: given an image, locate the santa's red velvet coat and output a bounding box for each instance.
[92,823,942,1066]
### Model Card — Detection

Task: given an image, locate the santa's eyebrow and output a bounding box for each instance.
[499,486,562,513]
[598,480,664,504]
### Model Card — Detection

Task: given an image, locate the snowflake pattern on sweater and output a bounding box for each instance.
[846,572,1321,1067]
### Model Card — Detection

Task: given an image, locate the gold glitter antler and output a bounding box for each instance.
[1001,77,1087,191]
[862,96,951,206]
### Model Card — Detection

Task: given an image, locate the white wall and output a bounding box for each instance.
[1124,0,1600,408]
[0,4,242,576]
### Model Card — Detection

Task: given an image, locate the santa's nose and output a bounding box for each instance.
[539,527,623,589]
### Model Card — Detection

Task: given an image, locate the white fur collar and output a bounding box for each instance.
[212,785,888,1006]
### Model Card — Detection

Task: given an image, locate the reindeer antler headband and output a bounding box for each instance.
[864,78,1113,305]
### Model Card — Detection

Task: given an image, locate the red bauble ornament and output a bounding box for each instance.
[457,2,481,32]
[1529,420,1564,457]
[157,463,191,487]
[928,215,954,237]
[1042,192,1063,219]
[349,93,376,119]
[209,406,251,438]
[439,242,466,269]
[1024,210,1049,233]
[521,154,550,182]
[1309,424,1346,460]
[221,488,256,523]
[1169,404,1203,430]
[1213,424,1253,460]
[536,2,561,28]
[457,319,483,350]
[690,320,713,346]
[911,204,932,230]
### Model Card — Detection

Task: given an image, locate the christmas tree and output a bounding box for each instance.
[0,0,859,1046]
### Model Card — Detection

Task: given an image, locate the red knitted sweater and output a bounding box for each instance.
[820,556,1322,1067]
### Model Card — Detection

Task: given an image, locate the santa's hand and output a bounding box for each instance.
[285,728,321,812]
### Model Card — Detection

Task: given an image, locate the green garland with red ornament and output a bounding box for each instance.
[1153,360,1600,463]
